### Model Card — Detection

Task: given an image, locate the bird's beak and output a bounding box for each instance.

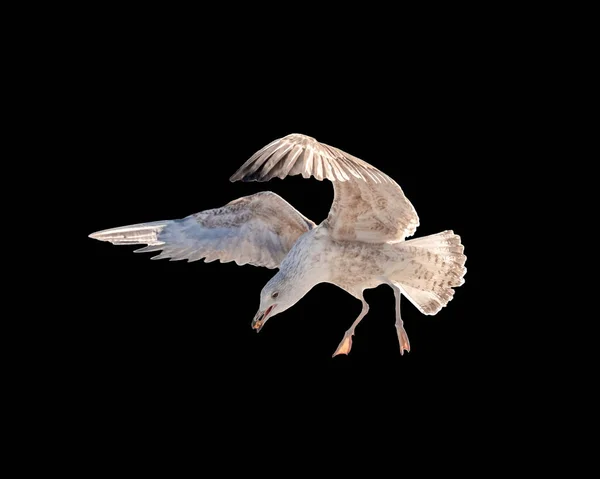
[252,305,275,333]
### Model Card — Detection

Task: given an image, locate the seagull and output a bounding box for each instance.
[89,134,466,356]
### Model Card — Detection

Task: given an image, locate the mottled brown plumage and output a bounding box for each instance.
[230,133,419,243]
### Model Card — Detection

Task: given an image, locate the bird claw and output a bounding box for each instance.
[332,332,353,357]
[396,325,410,355]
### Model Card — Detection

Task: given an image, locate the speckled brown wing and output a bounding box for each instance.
[88,192,315,269]
[230,134,419,242]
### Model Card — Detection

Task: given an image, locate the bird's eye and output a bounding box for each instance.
[272,292,279,299]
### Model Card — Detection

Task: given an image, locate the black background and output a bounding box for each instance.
[62,15,520,454]
[15,3,576,471]
[80,101,497,390]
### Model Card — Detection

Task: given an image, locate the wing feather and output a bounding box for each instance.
[89,192,315,269]
[230,134,419,242]
[304,147,317,179]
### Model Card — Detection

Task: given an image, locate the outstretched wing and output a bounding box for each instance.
[230,134,419,243]
[88,192,315,269]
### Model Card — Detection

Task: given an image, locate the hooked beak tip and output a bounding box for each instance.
[252,305,275,333]
[251,313,264,333]
[252,319,264,333]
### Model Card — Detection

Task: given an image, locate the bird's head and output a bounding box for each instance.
[251,272,306,332]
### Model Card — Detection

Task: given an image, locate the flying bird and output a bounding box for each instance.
[89,134,466,356]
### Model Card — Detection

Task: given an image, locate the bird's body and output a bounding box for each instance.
[89,134,466,356]
[284,226,388,291]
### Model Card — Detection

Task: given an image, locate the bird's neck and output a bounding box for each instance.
[280,228,332,286]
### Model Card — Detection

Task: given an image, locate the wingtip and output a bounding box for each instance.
[229,171,256,182]
[229,170,265,183]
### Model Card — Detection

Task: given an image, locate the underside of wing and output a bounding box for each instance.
[89,192,315,269]
[230,133,419,242]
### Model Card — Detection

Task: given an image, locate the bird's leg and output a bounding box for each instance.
[332,299,369,357]
[390,282,410,355]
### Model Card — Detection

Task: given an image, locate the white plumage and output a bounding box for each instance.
[89,134,466,356]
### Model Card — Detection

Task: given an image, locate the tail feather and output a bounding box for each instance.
[390,230,466,315]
